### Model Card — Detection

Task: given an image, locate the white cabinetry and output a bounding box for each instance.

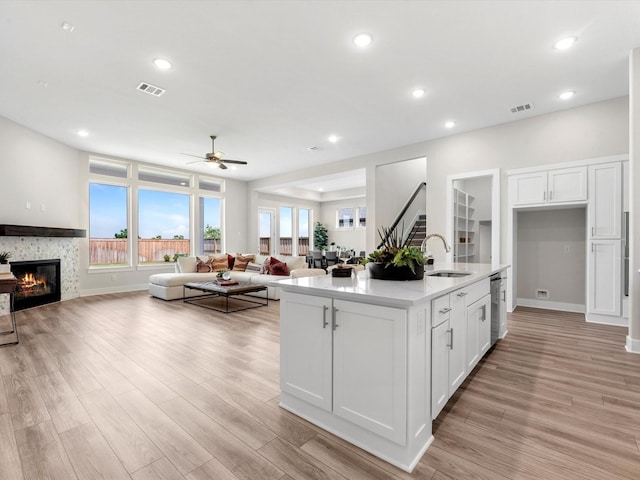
[588,240,622,317]
[431,278,490,420]
[509,167,587,206]
[281,292,407,444]
[588,162,622,239]
[586,162,623,320]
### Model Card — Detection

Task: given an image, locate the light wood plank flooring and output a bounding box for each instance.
[1,293,639,479]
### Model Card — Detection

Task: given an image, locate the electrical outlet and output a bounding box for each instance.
[536,289,549,300]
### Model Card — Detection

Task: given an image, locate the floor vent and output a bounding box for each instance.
[510,103,533,114]
[137,82,165,97]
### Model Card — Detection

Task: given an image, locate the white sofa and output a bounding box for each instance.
[148,254,325,301]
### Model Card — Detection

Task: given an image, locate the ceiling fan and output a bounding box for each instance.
[183,135,248,170]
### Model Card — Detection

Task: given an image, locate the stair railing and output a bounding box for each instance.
[377,182,427,249]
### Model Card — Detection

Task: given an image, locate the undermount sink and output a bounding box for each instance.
[426,271,472,278]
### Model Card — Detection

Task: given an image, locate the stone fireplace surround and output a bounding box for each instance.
[0,225,84,315]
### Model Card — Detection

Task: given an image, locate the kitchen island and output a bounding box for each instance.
[277,262,509,472]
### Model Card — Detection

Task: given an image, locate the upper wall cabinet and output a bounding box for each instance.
[588,162,622,239]
[509,167,587,206]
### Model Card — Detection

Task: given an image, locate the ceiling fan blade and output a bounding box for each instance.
[219,159,248,165]
[217,161,228,170]
[182,153,207,159]
[186,160,207,164]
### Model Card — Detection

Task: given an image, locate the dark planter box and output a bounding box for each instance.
[368,262,424,281]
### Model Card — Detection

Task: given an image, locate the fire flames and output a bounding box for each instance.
[17,272,50,298]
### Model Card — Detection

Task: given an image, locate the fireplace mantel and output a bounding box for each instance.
[0,224,86,238]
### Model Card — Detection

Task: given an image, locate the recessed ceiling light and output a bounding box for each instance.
[328,135,339,143]
[411,88,425,98]
[229,165,237,170]
[318,187,324,192]
[353,33,372,48]
[559,90,575,100]
[37,80,49,88]
[444,121,456,129]
[61,21,75,33]
[153,58,172,70]
[76,129,89,137]
[554,36,577,50]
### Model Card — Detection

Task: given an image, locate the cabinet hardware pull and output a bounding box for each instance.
[592,243,594,253]
[322,305,329,328]
[592,227,595,236]
[447,328,454,349]
[502,290,506,302]
[332,307,339,330]
[549,190,553,200]
[457,292,467,297]
[439,307,451,314]
[544,191,546,201]
[481,304,486,321]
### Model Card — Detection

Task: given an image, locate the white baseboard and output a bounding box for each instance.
[80,284,148,297]
[585,312,628,327]
[626,335,640,354]
[516,298,585,313]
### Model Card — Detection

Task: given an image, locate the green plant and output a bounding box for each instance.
[114,228,128,239]
[216,268,228,278]
[163,254,171,262]
[0,251,12,264]
[172,252,181,262]
[367,224,425,274]
[204,224,221,239]
[313,222,328,250]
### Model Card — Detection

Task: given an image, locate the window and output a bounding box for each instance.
[337,207,354,228]
[259,210,274,255]
[298,208,310,255]
[139,166,190,187]
[89,183,129,266]
[357,206,366,227]
[279,206,293,255]
[200,196,222,255]
[138,189,190,264]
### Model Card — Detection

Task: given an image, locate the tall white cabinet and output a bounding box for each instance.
[587,162,623,318]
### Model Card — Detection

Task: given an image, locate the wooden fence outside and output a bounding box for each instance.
[260,237,309,256]
[89,238,220,265]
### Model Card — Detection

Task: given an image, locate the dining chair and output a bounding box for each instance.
[325,251,339,267]
[312,250,325,269]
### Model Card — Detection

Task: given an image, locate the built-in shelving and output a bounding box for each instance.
[453,188,475,262]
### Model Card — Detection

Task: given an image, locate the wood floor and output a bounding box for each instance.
[1,293,639,480]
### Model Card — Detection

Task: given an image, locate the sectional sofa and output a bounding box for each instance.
[148,253,325,301]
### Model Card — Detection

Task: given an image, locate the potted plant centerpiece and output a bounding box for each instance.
[0,251,12,274]
[367,225,425,281]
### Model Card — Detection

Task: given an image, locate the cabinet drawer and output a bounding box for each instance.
[432,295,450,327]
[460,278,490,305]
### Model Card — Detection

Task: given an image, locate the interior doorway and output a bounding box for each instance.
[446,169,500,264]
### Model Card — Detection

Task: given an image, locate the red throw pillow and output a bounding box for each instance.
[270,259,290,276]
[227,253,235,270]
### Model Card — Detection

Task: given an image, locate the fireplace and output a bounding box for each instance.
[11,259,61,311]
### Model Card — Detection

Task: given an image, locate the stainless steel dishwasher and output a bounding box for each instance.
[490,272,507,344]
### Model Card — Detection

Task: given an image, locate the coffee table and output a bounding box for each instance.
[183,281,268,313]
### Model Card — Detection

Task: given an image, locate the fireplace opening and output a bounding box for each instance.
[10,259,61,311]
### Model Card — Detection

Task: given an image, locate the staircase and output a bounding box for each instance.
[406,214,427,247]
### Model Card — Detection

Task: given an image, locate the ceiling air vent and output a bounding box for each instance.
[510,103,533,114]
[137,82,165,97]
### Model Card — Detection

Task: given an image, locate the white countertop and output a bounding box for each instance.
[277,262,510,308]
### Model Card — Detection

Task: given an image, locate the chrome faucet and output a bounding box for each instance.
[421,233,451,254]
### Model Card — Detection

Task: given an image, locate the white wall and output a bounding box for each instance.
[516,208,587,310]
[319,198,366,253]
[0,116,85,228]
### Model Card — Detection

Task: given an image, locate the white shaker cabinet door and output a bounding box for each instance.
[588,162,622,239]
[431,319,450,420]
[332,299,407,445]
[280,293,333,411]
[547,167,587,203]
[509,172,547,205]
[587,240,622,317]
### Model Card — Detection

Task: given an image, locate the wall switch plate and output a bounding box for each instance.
[25,201,31,209]
[40,203,46,212]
